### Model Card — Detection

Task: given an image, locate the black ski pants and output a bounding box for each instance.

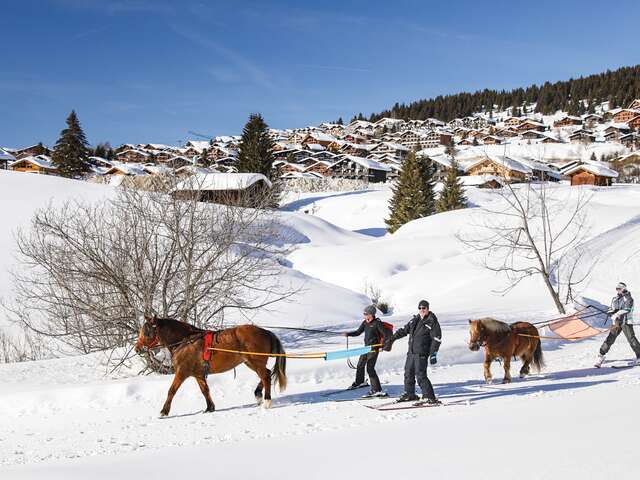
[404,353,436,399]
[355,351,381,392]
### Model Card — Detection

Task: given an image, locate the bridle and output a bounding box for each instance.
[469,326,487,350]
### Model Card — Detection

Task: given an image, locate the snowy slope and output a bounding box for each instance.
[2,174,640,479]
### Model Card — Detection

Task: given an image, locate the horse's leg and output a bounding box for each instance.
[195,376,215,413]
[502,355,512,384]
[483,351,493,384]
[254,380,264,406]
[160,371,187,417]
[520,352,532,378]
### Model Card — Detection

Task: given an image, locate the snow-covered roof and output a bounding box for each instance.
[458,175,504,187]
[465,154,532,174]
[0,148,16,161]
[175,165,215,175]
[12,155,57,170]
[337,155,392,172]
[173,173,272,192]
[306,132,337,143]
[104,163,147,175]
[563,163,619,178]
[184,140,211,152]
[116,149,150,157]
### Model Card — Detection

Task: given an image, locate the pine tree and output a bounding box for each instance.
[236,113,279,205]
[337,117,344,125]
[385,151,436,233]
[52,110,90,178]
[436,160,467,213]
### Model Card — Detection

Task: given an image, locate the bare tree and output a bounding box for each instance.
[6,176,298,370]
[458,182,593,314]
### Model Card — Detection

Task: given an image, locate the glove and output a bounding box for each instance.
[343,332,349,337]
[429,352,438,365]
[383,338,393,352]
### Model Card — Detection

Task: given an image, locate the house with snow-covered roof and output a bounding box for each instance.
[10,155,58,175]
[0,148,16,169]
[465,154,532,183]
[564,162,618,186]
[171,173,272,205]
[612,109,640,124]
[553,116,583,128]
[14,143,51,160]
[328,155,390,183]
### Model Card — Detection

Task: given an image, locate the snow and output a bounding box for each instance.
[338,155,392,172]
[2,173,640,478]
[563,163,619,178]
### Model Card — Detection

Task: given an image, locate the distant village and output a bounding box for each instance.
[3,99,640,192]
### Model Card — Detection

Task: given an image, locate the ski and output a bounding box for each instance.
[320,383,370,398]
[363,398,471,411]
[610,363,637,369]
[331,393,389,402]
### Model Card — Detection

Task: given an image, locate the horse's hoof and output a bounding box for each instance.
[485,379,493,385]
[255,396,263,406]
[159,411,168,417]
[262,399,272,409]
[204,406,215,413]
[502,378,511,384]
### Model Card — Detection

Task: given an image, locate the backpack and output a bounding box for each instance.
[378,321,394,345]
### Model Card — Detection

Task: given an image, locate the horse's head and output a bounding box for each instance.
[468,319,484,351]
[135,315,161,353]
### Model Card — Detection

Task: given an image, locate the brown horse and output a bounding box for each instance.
[468,318,544,384]
[135,315,287,416]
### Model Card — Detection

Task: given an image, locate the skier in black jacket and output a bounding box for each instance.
[388,299,442,403]
[343,305,391,397]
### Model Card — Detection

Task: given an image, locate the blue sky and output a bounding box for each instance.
[2,0,639,148]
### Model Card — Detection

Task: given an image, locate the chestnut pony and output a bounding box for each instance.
[468,318,544,384]
[135,315,287,416]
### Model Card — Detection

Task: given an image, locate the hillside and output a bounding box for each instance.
[2,174,640,478]
[359,64,640,122]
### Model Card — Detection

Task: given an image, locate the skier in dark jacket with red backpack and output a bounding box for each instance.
[343,305,392,397]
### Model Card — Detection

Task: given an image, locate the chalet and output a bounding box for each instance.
[275,161,306,176]
[569,129,596,144]
[620,133,640,149]
[318,123,346,137]
[328,155,390,183]
[628,99,640,110]
[116,149,150,163]
[164,156,193,168]
[553,116,582,128]
[14,144,51,159]
[310,150,338,162]
[521,130,545,140]
[615,151,640,165]
[495,128,518,138]
[174,166,214,177]
[422,153,465,181]
[102,163,147,176]
[627,115,640,131]
[369,142,410,161]
[373,117,405,133]
[183,140,211,153]
[0,148,16,169]
[513,156,561,181]
[10,155,58,175]
[582,113,603,129]
[604,124,631,141]
[539,134,563,144]
[421,130,453,148]
[171,173,272,206]
[459,175,504,189]
[612,109,640,124]
[516,120,546,133]
[564,163,618,186]
[481,135,503,145]
[300,132,337,148]
[304,160,334,177]
[273,148,308,162]
[465,154,532,183]
[398,130,427,149]
[503,117,522,128]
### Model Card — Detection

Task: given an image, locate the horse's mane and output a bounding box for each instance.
[478,317,511,334]
[156,317,206,335]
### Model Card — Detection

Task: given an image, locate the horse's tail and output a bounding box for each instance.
[269,331,287,392]
[532,334,545,372]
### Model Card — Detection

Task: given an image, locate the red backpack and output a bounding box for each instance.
[378,321,394,345]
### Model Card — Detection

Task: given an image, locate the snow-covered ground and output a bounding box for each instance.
[1,172,640,479]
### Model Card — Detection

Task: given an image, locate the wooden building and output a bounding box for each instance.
[0,148,16,169]
[564,163,618,186]
[10,156,58,175]
[612,109,640,124]
[465,155,531,183]
[553,116,582,128]
[14,144,51,159]
[328,155,390,183]
[171,173,272,206]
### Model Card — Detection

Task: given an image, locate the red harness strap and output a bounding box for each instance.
[203,331,215,361]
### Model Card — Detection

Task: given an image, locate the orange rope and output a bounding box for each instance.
[207,343,384,359]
